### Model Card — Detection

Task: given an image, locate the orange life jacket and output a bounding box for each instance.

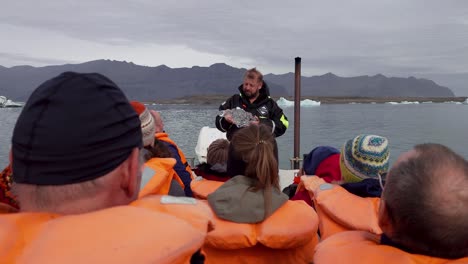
[139,157,184,197]
[202,199,319,264]
[191,177,224,199]
[314,231,468,264]
[190,178,319,263]
[299,176,382,240]
[0,195,214,264]
[156,133,194,179]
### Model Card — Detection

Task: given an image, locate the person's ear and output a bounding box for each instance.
[120,148,142,198]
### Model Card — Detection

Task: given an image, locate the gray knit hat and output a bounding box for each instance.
[207,139,229,166]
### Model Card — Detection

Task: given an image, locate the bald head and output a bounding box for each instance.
[381,143,468,259]
[150,110,164,133]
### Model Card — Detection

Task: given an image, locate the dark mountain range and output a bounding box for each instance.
[266,72,454,97]
[0,60,454,101]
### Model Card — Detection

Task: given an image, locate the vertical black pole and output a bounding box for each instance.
[294,57,301,169]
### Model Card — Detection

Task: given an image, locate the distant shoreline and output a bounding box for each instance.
[144,95,468,105]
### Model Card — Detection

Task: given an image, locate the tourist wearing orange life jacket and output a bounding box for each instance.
[130,101,185,197]
[292,135,390,239]
[151,109,195,197]
[3,72,213,263]
[313,144,468,263]
[195,124,319,264]
[287,134,389,198]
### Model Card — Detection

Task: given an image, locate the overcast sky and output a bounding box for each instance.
[1,0,467,95]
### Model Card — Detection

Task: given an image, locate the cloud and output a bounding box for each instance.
[0,52,77,66]
[1,0,468,94]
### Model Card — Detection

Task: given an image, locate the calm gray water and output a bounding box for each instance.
[1,103,467,170]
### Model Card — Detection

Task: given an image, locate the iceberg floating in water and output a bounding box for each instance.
[400,101,420,104]
[0,96,24,108]
[276,97,321,107]
[444,101,463,105]
[385,101,419,105]
[386,100,466,105]
[301,99,321,106]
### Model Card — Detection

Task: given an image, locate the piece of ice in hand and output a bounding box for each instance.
[219,108,257,127]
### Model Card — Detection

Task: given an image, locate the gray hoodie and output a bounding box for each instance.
[207,175,288,223]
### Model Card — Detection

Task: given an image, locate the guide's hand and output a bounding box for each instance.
[224,114,234,124]
[249,116,259,125]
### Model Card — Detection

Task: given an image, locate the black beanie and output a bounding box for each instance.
[12,72,142,185]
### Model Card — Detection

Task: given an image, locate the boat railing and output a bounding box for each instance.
[186,157,196,168]
[289,157,303,170]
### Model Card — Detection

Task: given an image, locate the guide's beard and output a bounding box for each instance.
[244,90,259,100]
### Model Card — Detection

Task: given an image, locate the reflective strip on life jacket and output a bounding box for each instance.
[280,114,289,129]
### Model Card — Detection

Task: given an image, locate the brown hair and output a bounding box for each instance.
[229,124,279,217]
[382,143,468,259]
[207,139,230,166]
[244,68,263,83]
[142,138,172,161]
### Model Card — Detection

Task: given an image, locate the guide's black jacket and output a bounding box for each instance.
[215,81,289,140]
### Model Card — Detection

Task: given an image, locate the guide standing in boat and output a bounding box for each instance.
[215,68,289,140]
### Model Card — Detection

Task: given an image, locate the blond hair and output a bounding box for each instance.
[244,68,263,83]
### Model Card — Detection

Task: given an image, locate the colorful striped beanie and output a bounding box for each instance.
[340,134,390,183]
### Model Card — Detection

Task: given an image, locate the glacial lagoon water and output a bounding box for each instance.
[1,102,467,170]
